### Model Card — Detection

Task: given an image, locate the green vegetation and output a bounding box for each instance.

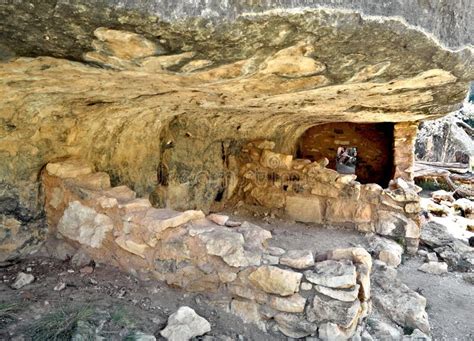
[0,302,23,328]
[25,305,95,341]
[415,178,450,192]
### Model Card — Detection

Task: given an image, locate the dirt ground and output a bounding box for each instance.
[1,214,473,340]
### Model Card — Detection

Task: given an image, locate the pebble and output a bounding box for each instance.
[80,266,94,274]
[54,282,66,291]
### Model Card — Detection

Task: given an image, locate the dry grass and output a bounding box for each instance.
[25,305,95,341]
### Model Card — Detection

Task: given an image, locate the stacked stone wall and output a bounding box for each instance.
[42,159,375,339]
[238,139,421,253]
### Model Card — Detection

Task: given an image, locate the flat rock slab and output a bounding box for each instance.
[160,306,211,341]
[129,208,205,234]
[315,284,360,302]
[304,259,357,289]
[46,160,92,179]
[249,265,302,296]
[280,250,314,269]
[269,293,306,313]
[199,229,261,267]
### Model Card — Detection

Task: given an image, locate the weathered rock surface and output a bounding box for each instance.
[307,294,361,328]
[11,271,34,289]
[58,201,114,249]
[269,293,306,313]
[304,260,357,289]
[421,221,474,271]
[314,284,360,302]
[0,0,472,259]
[416,104,474,163]
[372,262,430,334]
[367,235,403,267]
[248,266,302,296]
[274,313,318,338]
[418,262,448,275]
[279,250,314,269]
[160,306,211,341]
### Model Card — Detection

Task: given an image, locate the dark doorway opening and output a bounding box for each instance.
[297,122,394,187]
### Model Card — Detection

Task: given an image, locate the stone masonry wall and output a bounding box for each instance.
[41,159,374,339]
[237,140,422,253]
[393,122,419,182]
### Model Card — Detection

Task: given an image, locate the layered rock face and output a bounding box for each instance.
[0,1,473,260]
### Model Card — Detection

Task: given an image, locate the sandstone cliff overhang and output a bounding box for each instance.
[0,1,473,260]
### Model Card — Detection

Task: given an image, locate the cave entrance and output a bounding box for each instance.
[297,122,394,187]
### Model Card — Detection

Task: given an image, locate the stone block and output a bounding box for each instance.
[269,293,306,313]
[279,250,314,269]
[260,150,293,170]
[248,266,302,296]
[285,195,324,223]
[326,199,372,223]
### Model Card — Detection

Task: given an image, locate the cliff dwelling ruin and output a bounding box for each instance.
[0,1,473,340]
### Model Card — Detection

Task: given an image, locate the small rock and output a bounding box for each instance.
[71,249,92,268]
[417,249,428,257]
[262,254,279,265]
[426,252,438,262]
[431,190,455,203]
[80,266,94,274]
[11,272,34,289]
[267,246,286,256]
[26,267,32,272]
[54,282,66,291]
[160,306,211,341]
[300,282,312,291]
[418,262,448,275]
[279,250,314,269]
[207,214,229,226]
[225,220,242,227]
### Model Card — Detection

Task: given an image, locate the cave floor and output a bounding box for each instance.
[1,215,473,340]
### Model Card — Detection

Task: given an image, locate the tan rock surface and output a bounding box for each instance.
[248,266,302,296]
